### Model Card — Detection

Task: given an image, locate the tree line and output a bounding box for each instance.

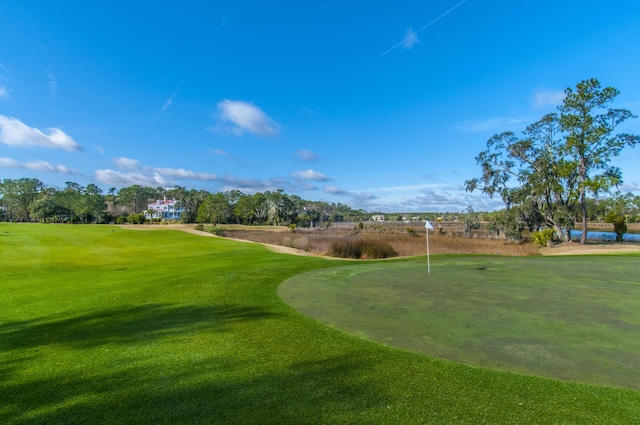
[466,78,639,243]
[2,174,638,236]
[0,179,369,227]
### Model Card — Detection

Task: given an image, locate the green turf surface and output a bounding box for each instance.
[1,224,640,424]
[279,256,640,390]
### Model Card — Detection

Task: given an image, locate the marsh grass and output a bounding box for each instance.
[220,224,539,257]
[328,238,397,259]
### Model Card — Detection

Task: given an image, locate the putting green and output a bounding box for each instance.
[279,255,640,390]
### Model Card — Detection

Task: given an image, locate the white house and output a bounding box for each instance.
[146,198,183,220]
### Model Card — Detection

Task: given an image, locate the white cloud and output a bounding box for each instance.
[212,149,231,157]
[375,187,505,213]
[332,182,508,213]
[0,63,9,99]
[216,99,279,136]
[95,145,105,155]
[152,167,217,181]
[532,89,565,108]
[347,192,380,211]
[323,186,351,195]
[452,117,526,133]
[297,182,319,191]
[379,1,467,58]
[402,28,421,49]
[0,157,79,174]
[95,169,168,187]
[292,169,331,182]
[403,188,465,208]
[296,149,319,162]
[354,183,441,193]
[97,160,218,187]
[97,157,333,198]
[113,157,141,170]
[0,115,83,151]
[45,71,58,99]
[217,175,285,193]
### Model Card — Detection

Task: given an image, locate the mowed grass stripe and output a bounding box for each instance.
[1,223,639,424]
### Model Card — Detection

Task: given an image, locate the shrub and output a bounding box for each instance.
[194,224,204,231]
[204,225,225,236]
[531,229,555,247]
[328,239,397,259]
[126,213,145,224]
[328,240,361,259]
[610,216,628,242]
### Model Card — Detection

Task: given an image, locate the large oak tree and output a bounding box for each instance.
[466,78,639,243]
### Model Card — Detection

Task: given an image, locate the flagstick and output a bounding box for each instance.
[425,220,433,274]
[426,226,430,274]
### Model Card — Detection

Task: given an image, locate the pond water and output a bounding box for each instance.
[569,229,640,242]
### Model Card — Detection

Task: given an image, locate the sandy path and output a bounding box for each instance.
[539,242,640,256]
[117,224,318,256]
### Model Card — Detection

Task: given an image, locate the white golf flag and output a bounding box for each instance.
[425,220,434,230]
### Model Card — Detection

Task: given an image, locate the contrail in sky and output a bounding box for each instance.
[154,81,184,120]
[379,0,468,58]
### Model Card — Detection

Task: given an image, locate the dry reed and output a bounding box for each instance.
[220,224,539,257]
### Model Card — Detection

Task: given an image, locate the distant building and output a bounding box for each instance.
[371,214,385,222]
[146,198,183,220]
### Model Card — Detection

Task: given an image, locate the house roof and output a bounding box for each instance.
[148,199,178,206]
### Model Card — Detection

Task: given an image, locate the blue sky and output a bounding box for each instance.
[1,0,639,213]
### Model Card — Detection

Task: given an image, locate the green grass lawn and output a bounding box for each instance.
[1,224,640,424]
[280,256,640,390]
